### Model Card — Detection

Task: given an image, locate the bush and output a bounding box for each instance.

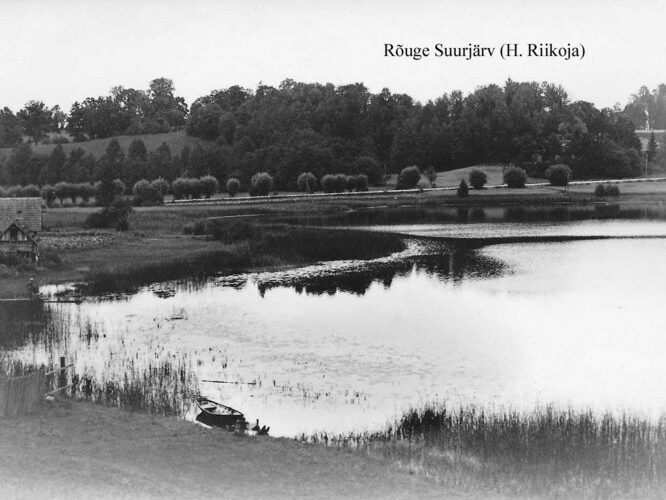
[200,175,219,198]
[84,200,133,231]
[334,174,347,193]
[346,175,357,192]
[0,187,6,198]
[469,169,487,190]
[226,177,241,197]
[397,166,421,189]
[41,185,56,206]
[355,174,369,192]
[594,184,606,197]
[113,179,126,196]
[77,183,95,204]
[457,179,469,198]
[297,172,317,193]
[54,182,74,203]
[151,177,170,197]
[250,172,273,197]
[606,184,620,197]
[189,178,205,199]
[321,174,335,193]
[503,166,527,188]
[133,179,163,206]
[172,177,188,199]
[545,164,572,187]
[21,184,41,197]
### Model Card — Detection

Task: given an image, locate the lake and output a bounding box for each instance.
[5,205,666,437]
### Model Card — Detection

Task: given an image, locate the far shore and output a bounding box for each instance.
[2,181,666,300]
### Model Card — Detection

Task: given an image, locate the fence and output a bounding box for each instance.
[0,357,73,417]
[0,369,46,417]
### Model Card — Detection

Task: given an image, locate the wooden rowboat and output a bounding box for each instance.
[195,397,245,429]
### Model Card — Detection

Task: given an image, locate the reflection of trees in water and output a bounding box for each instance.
[254,249,507,297]
[275,203,666,227]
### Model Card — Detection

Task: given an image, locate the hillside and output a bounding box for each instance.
[383,165,545,189]
[0,130,213,159]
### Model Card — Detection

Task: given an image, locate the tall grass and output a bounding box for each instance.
[308,403,666,497]
[75,355,200,416]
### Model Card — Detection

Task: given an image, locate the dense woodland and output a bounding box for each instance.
[0,78,661,193]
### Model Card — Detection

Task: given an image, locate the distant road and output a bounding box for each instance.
[169,176,666,206]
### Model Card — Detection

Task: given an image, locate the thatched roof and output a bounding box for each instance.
[0,198,43,233]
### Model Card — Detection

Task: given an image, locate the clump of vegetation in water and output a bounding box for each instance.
[308,403,666,497]
[76,355,200,416]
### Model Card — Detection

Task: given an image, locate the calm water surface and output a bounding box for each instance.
[7,217,666,437]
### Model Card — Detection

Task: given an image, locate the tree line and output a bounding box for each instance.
[0,78,658,192]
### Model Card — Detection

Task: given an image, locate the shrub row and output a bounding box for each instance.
[172,176,219,199]
[594,183,621,197]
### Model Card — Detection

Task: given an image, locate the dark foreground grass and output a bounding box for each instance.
[81,223,405,295]
[308,403,666,497]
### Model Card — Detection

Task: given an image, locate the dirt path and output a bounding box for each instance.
[0,401,454,499]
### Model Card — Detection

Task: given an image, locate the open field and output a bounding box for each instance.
[0,400,449,499]
[0,130,211,159]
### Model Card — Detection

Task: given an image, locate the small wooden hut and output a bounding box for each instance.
[0,198,43,262]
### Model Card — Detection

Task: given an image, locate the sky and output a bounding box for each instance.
[0,0,664,112]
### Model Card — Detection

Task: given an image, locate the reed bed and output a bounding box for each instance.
[75,354,200,416]
[307,403,666,497]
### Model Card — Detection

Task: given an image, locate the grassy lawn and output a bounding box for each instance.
[0,401,448,499]
[0,130,211,158]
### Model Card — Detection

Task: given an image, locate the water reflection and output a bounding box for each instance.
[253,250,506,297]
[274,202,666,227]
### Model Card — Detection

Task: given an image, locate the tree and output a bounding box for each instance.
[226,177,241,197]
[397,166,421,189]
[468,169,487,190]
[648,131,658,162]
[0,108,23,147]
[250,172,273,196]
[97,138,125,183]
[17,100,53,143]
[46,144,66,184]
[424,166,437,187]
[503,166,527,188]
[457,179,469,197]
[545,164,572,186]
[146,77,188,130]
[297,172,317,192]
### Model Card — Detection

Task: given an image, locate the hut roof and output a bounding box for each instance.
[0,198,43,233]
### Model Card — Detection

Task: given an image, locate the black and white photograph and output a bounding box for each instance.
[1,0,666,497]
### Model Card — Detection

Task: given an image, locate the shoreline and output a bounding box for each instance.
[2,185,666,300]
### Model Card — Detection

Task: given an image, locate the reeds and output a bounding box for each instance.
[75,355,200,416]
[309,403,666,497]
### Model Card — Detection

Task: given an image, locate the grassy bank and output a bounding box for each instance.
[312,403,666,497]
[0,400,447,499]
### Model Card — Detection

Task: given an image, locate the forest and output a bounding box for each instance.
[0,77,660,193]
